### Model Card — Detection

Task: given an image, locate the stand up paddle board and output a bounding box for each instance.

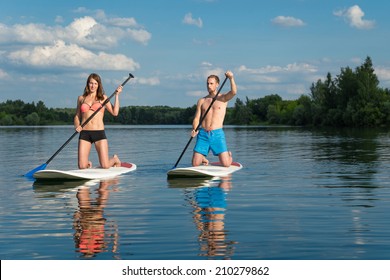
[167,162,243,178]
[33,162,136,180]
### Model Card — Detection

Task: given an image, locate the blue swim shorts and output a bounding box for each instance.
[195,186,227,211]
[193,128,228,156]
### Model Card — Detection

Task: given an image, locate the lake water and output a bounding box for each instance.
[1,125,390,260]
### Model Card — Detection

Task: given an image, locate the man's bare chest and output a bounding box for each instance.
[201,99,225,112]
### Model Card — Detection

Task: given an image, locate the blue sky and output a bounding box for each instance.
[1,0,389,108]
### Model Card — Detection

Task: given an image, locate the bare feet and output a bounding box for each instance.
[87,161,92,168]
[202,156,209,165]
[113,154,121,167]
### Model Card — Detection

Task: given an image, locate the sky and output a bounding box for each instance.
[1,0,389,108]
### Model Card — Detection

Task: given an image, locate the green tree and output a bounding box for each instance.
[25,112,40,125]
[247,94,282,122]
[232,98,253,124]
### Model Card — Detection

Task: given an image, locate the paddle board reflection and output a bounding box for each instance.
[33,179,89,197]
[168,176,237,259]
[73,179,119,258]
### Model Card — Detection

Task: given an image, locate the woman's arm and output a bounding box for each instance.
[105,85,122,116]
[74,96,82,132]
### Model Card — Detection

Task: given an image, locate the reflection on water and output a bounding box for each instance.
[311,128,382,188]
[307,128,387,256]
[33,180,90,197]
[33,178,121,259]
[2,126,390,260]
[311,128,383,208]
[73,179,119,258]
[168,176,236,260]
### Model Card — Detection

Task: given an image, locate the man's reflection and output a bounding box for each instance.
[73,179,119,258]
[172,176,236,259]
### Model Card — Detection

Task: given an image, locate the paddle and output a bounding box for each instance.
[24,73,134,177]
[172,76,228,168]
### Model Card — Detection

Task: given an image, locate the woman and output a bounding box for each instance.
[74,73,122,169]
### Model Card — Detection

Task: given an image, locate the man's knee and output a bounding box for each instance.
[219,152,232,167]
[192,153,203,166]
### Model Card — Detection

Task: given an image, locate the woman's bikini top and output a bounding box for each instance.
[80,100,104,113]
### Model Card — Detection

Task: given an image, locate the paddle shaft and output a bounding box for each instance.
[45,73,134,165]
[173,76,228,168]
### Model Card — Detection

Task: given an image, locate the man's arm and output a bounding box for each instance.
[191,99,202,137]
[220,71,237,102]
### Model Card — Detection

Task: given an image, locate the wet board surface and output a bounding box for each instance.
[167,162,243,178]
[33,162,136,180]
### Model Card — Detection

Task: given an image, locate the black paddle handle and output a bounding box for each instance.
[173,76,228,168]
[45,73,134,165]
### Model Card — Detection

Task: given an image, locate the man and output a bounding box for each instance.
[191,71,237,167]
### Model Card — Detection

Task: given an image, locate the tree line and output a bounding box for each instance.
[232,56,390,127]
[1,57,389,127]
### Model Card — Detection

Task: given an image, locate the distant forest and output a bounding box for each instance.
[1,57,390,127]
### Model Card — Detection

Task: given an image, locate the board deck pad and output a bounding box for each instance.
[33,162,136,180]
[167,162,243,178]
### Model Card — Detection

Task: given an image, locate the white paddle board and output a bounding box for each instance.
[167,162,243,178]
[33,162,136,180]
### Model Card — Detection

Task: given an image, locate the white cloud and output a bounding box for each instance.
[238,65,281,83]
[127,28,152,45]
[0,68,9,79]
[0,11,151,72]
[187,90,205,97]
[203,68,224,80]
[55,16,64,24]
[136,76,160,86]
[201,61,212,67]
[334,5,375,29]
[66,16,98,41]
[237,63,319,98]
[183,13,203,28]
[350,57,362,65]
[271,16,305,27]
[0,23,56,44]
[0,15,151,47]
[238,63,317,75]
[7,40,140,71]
[199,62,224,79]
[285,63,317,73]
[375,66,390,85]
[73,7,89,14]
[107,17,138,27]
[64,16,151,47]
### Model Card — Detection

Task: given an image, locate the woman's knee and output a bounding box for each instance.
[78,162,89,169]
[100,161,111,169]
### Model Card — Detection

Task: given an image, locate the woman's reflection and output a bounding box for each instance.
[73,179,119,258]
